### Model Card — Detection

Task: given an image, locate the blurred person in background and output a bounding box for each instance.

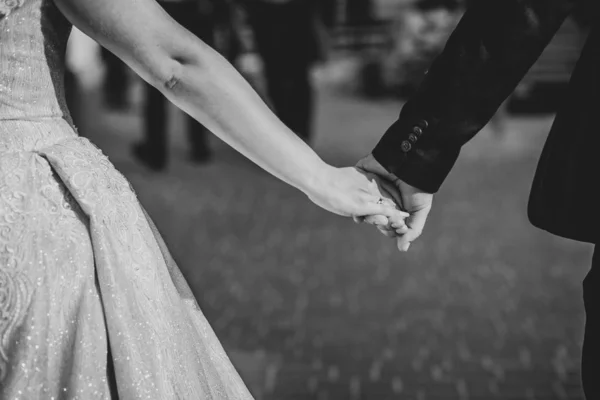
[66,27,106,134]
[133,0,233,170]
[382,0,462,97]
[100,47,130,110]
[357,0,600,398]
[212,0,245,64]
[242,0,331,144]
[0,0,408,397]
[64,55,80,129]
[345,0,375,26]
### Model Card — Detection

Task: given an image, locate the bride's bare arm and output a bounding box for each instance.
[55,0,323,188]
[53,0,408,221]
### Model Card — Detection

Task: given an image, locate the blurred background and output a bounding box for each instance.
[65,0,593,398]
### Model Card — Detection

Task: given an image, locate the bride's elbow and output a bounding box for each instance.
[143,56,185,92]
[159,62,185,93]
[163,74,181,91]
[141,39,222,98]
[148,51,213,95]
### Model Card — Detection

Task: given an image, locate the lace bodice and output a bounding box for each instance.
[0,0,72,123]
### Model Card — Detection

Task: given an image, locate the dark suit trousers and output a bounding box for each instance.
[143,2,214,160]
[582,246,599,398]
[246,1,318,141]
[101,47,129,104]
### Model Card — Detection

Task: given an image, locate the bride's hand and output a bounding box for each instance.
[305,166,409,226]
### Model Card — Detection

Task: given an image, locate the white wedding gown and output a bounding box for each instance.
[0,0,254,398]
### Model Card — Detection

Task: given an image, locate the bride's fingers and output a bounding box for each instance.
[395,225,409,235]
[354,214,402,239]
[364,215,388,226]
[355,194,407,226]
[363,202,409,222]
[363,192,398,209]
[387,213,407,228]
[377,225,398,238]
[364,214,408,234]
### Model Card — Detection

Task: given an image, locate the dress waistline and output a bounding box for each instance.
[0,118,78,154]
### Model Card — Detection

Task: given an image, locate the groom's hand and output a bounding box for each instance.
[356,154,433,252]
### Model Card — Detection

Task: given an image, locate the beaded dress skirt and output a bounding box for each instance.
[0,1,254,398]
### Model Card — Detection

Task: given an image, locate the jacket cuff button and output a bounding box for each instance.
[417,119,429,130]
[401,140,412,152]
[408,133,418,143]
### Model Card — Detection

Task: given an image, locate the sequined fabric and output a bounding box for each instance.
[0,0,25,18]
[0,1,254,398]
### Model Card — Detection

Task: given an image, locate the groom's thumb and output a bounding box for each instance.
[395,207,430,251]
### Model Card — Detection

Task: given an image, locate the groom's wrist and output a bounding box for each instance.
[372,145,457,194]
[372,118,459,194]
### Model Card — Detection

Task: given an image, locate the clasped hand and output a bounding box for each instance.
[354,154,434,252]
[306,164,408,228]
[306,156,432,252]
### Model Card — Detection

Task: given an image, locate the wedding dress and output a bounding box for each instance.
[0,1,254,398]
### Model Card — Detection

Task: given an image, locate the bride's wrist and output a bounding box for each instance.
[297,160,333,198]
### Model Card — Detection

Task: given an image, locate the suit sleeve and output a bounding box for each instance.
[372,0,578,193]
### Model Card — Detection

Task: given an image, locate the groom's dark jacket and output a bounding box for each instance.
[373,0,599,244]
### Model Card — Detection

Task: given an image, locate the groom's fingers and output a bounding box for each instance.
[396,232,412,251]
[396,207,431,251]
